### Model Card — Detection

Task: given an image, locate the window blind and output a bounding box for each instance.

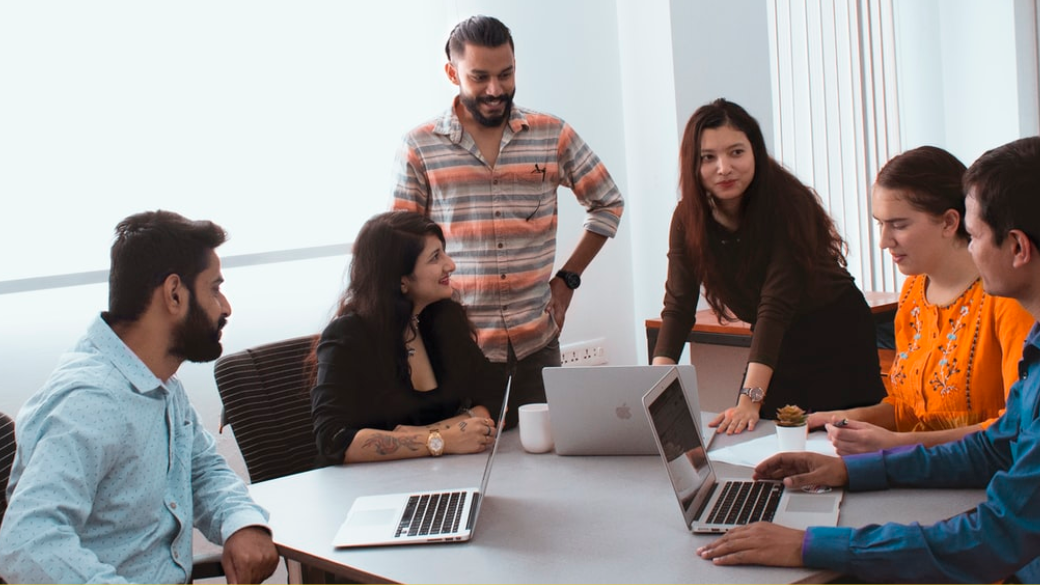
[767,0,902,293]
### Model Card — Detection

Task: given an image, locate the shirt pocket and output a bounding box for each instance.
[503,161,558,221]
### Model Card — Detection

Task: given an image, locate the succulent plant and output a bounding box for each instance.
[775,404,807,427]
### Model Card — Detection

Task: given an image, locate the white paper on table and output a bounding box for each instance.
[708,431,838,468]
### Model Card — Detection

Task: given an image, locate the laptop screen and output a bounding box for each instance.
[645,373,715,525]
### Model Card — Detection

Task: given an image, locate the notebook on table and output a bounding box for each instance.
[543,364,711,455]
[331,378,510,547]
[641,367,843,533]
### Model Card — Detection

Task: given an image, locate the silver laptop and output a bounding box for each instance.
[642,367,842,533]
[332,379,510,547]
[544,365,709,455]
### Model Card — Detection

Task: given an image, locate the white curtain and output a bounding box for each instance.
[767,0,902,293]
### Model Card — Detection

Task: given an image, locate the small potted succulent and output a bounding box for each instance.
[775,404,808,452]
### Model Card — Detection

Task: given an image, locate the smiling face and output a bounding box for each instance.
[699,125,755,209]
[402,234,456,313]
[872,185,960,276]
[447,43,516,128]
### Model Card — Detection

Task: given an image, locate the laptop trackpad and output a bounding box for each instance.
[784,494,837,513]
[347,508,397,527]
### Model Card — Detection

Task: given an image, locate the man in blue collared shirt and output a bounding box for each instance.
[697,136,1040,583]
[0,211,278,584]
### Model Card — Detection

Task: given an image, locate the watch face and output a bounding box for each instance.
[742,387,765,402]
[557,270,581,289]
[428,434,445,454]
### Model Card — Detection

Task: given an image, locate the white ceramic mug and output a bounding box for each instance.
[518,403,554,454]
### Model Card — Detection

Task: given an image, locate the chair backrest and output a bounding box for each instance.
[0,411,15,530]
[214,335,318,483]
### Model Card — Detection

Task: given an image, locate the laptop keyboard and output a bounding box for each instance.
[395,491,467,538]
[707,480,784,525]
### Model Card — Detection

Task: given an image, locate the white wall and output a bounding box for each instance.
[896,0,1040,164]
[0,0,638,475]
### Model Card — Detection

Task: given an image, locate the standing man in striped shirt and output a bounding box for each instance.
[391,15,624,428]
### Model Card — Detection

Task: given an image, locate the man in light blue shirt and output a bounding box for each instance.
[697,136,1040,582]
[0,211,278,584]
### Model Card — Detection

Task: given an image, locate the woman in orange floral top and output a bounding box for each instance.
[808,146,1034,455]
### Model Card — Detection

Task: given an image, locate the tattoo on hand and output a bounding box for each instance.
[459,420,468,432]
[363,434,422,456]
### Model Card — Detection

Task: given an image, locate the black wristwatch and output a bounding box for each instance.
[555,270,581,290]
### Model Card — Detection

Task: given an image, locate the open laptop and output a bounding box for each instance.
[642,367,842,533]
[544,365,710,455]
[332,379,510,547]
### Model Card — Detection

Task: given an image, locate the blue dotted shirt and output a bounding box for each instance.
[0,315,269,584]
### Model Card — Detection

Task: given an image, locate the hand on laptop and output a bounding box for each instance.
[752,452,849,490]
[696,522,805,567]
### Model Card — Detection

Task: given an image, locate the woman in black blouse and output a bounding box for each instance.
[311,211,504,465]
[652,99,885,434]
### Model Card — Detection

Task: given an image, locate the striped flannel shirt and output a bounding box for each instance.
[391,100,624,362]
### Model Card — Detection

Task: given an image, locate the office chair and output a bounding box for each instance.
[0,411,12,585]
[0,411,15,534]
[214,335,319,484]
[214,335,323,583]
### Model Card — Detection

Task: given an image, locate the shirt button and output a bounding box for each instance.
[497,243,503,249]
[502,306,508,311]
[492,179,499,185]
[170,501,177,509]
[495,211,502,217]
[500,274,506,280]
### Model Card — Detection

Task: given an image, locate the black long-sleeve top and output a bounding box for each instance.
[311,300,503,466]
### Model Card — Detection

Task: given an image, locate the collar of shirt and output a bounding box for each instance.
[88,314,174,398]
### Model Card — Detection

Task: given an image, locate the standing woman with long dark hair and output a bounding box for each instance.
[310,211,504,465]
[652,99,886,434]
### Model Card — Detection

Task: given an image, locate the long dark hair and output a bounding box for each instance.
[337,211,448,377]
[876,146,968,241]
[676,98,846,321]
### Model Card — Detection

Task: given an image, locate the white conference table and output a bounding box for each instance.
[249,422,984,584]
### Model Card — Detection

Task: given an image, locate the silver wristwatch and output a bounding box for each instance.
[739,387,765,403]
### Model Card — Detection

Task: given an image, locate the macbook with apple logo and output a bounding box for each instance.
[542,365,712,455]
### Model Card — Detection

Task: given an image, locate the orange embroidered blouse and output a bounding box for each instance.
[885,275,1034,432]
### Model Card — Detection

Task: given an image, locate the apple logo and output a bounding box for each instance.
[615,402,632,420]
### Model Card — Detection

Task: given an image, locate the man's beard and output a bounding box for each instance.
[459,89,515,127]
[170,296,226,363]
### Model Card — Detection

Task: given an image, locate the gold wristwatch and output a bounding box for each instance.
[427,430,445,457]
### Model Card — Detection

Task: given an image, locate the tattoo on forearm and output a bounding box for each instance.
[362,434,422,456]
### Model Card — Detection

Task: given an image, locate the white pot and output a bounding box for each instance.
[775,424,807,452]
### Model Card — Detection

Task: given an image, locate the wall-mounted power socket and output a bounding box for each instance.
[560,338,608,367]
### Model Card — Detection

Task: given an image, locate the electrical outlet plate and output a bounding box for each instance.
[560,338,608,367]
